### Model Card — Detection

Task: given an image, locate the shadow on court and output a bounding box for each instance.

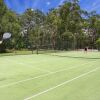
[45,54,100,60]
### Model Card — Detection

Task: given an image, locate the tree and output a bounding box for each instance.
[0,2,21,52]
[58,0,83,49]
[46,9,61,49]
[0,0,100,52]
[20,9,46,50]
[0,0,7,37]
[96,38,100,51]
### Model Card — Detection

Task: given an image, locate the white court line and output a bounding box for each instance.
[19,62,52,73]
[24,66,100,100]
[0,66,79,88]
[0,61,96,88]
[5,59,52,73]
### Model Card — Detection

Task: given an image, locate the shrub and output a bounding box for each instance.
[96,38,100,51]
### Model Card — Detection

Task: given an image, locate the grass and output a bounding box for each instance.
[0,51,100,100]
[0,50,34,56]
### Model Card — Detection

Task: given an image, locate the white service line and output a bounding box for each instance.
[19,62,52,73]
[0,61,96,88]
[0,66,78,88]
[5,59,52,73]
[24,66,100,100]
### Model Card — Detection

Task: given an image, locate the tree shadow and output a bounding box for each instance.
[49,54,100,60]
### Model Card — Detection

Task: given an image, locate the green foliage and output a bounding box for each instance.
[0,0,7,35]
[96,38,100,51]
[0,1,21,52]
[0,0,100,52]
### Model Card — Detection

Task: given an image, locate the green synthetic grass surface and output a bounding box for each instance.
[0,51,100,100]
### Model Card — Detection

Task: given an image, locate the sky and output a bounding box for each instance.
[4,0,100,14]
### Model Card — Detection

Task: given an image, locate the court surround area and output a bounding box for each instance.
[0,51,100,100]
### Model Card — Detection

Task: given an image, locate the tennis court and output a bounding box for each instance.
[0,51,100,100]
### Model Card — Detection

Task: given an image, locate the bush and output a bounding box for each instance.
[96,38,100,51]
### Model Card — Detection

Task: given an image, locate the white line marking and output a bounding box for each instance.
[5,59,52,73]
[19,62,52,73]
[24,67,100,100]
[0,61,96,88]
[0,66,77,88]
